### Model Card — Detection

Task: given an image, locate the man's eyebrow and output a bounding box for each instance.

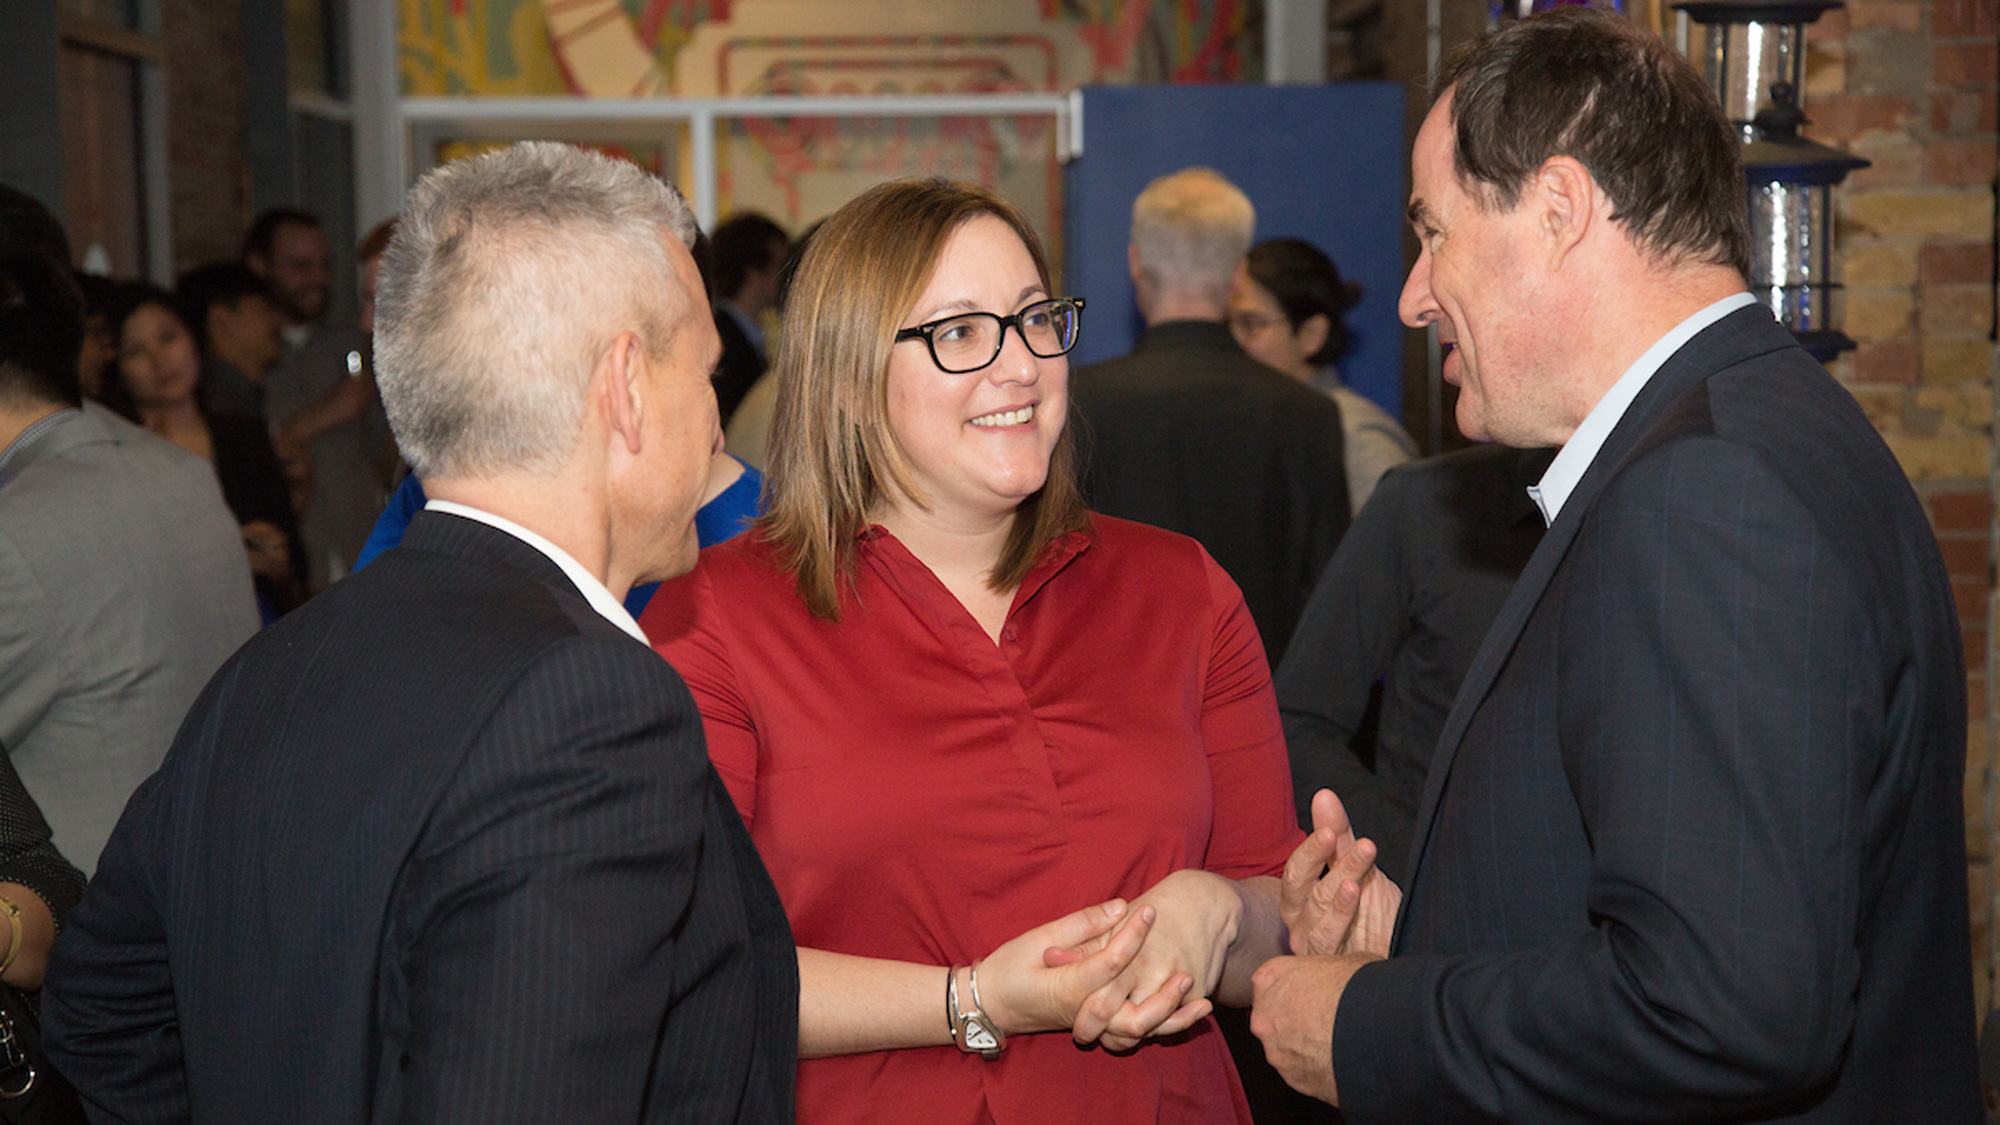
[1406,199,1435,229]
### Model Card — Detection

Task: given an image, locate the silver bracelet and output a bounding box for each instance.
[949,963,1006,1059]
[945,964,959,1035]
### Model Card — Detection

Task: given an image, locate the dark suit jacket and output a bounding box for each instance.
[1071,320,1350,662]
[711,305,766,429]
[1276,444,1552,883]
[206,411,307,612]
[1332,307,1980,1122]
[41,512,798,1124]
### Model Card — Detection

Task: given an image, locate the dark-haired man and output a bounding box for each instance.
[263,220,398,588]
[0,243,257,876]
[707,211,788,425]
[1250,10,1980,1121]
[242,208,333,330]
[176,261,286,422]
[247,208,396,587]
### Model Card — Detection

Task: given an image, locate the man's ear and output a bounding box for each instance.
[597,330,645,457]
[1535,155,1596,270]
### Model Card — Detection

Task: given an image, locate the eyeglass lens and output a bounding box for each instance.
[930,300,1080,372]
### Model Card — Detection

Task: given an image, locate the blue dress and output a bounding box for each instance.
[354,457,764,617]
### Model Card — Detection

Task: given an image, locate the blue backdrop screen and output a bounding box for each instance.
[1062,83,1408,416]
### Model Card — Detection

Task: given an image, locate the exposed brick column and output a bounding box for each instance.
[162,0,249,273]
[1807,0,1999,1013]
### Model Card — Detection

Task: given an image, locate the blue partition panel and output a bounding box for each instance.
[1062,83,1408,417]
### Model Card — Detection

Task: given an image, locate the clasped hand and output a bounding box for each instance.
[1028,788,1398,1052]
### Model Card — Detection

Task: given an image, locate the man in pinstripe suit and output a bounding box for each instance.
[1251,11,1980,1121]
[42,143,798,1123]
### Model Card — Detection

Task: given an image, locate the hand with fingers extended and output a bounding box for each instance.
[1281,789,1402,957]
[969,898,1197,1039]
[1044,869,1246,1052]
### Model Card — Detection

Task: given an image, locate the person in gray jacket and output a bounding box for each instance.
[0,200,259,874]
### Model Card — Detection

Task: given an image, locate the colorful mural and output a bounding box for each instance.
[399,0,1258,243]
[401,0,573,94]
[400,0,1255,94]
[1063,0,1251,83]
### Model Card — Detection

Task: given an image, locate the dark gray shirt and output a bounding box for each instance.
[1275,443,1551,882]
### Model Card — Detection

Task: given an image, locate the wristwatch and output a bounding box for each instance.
[947,964,1007,1059]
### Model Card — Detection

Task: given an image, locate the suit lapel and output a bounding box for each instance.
[1391,307,1800,949]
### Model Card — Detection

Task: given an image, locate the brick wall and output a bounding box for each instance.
[162,0,249,273]
[1806,0,1999,1012]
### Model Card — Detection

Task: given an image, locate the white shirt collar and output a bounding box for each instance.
[422,499,648,644]
[1528,292,1758,526]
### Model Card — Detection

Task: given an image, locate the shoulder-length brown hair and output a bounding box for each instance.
[758,178,1089,620]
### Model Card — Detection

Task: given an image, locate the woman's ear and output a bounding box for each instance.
[1297,313,1332,362]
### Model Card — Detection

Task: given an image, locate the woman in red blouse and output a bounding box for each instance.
[642,180,1366,1123]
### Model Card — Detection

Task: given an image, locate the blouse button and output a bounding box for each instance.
[1002,627,1018,642]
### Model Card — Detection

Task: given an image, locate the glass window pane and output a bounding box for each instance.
[59,43,146,277]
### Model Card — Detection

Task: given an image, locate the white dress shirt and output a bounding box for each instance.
[424,499,648,644]
[1529,292,1758,526]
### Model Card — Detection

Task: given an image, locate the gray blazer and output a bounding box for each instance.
[0,406,258,873]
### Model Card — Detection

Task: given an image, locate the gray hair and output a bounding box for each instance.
[1129,167,1255,305]
[374,141,698,481]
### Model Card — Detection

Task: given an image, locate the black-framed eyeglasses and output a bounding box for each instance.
[1227,310,1288,338]
[893,297,1085,374]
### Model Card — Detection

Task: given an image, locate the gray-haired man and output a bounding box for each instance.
[45,143,798,1123]
[1069,167,1351,665]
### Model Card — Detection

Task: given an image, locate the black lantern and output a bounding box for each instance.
[1675,0,1866,360]
[1741,83,1870,359]
[1675,0,1843,140]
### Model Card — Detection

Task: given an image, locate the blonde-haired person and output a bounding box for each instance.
[642,178,1382,1123]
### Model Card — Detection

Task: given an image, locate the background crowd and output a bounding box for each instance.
[0,11,1982,1121]
[0,148,1413,1124]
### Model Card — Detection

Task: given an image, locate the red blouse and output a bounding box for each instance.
[640,514,1303,1125]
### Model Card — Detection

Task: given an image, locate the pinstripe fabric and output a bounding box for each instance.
[1331,308,1980,1122]
[40,511,797,1124]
